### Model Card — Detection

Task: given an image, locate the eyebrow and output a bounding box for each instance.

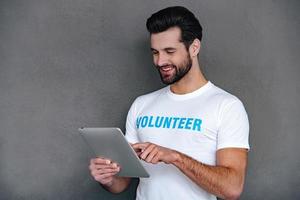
[150,47,177,51]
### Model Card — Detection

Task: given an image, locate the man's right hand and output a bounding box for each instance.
[89,157,120,187]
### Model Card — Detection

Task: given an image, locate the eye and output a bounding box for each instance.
[152,51,158,56]
[166,50,176,54]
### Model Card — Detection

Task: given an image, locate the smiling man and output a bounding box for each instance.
[89,6,250,200]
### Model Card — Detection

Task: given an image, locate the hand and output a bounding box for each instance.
[89,157,120,187]
[131,142,179,164]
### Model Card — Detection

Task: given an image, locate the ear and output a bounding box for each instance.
[189,38,201,57]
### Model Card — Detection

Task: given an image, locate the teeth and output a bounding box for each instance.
[161,66,172,71]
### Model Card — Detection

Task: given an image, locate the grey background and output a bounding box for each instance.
[0,0,299,199]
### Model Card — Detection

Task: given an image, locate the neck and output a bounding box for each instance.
[170,60,208,94]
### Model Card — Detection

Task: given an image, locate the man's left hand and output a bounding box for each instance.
[131,142,179,164]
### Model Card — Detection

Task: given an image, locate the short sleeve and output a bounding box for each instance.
[124,99,139,144]
[217,99,250,150]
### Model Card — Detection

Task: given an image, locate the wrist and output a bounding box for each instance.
[171,150,182,166]
[103,176,116,188]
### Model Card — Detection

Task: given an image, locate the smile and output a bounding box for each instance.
[160,65,174,72]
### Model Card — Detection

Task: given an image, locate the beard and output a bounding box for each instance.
[156,54,193,85]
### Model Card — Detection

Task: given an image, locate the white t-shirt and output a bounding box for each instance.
[125,81,250,200]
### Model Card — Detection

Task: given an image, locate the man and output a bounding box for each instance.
[89,6,249,200]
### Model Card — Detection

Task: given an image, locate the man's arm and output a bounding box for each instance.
[173,148,247,200]
[132,143,248,200]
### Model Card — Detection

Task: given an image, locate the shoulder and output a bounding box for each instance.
[206,82,244,108]
[207,83,248,129]
[203,83,247,123]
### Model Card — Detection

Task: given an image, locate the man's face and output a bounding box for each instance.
[150,27,192,85]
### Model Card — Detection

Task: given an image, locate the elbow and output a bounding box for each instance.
[223,185,243,200]
[224,191,241,200]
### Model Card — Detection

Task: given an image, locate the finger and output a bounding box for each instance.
[96,172,118,181]
[132,143,147,155]
[145,147,159,163]
[95,165,112,170]
[92,167,119,178]
[94,162,119,170]
[93,158,119,168]
[133,147,143,154]
[132,143,148,150]
[140,144,156,160]
[93,158,112,165]
[89,161,105,171]
[89,161,110,170]
[130,143,141,150]
[136,151,143,157]
[93,167,120,175]
[110,162,119,168]
[151,153,161,164]
[94,172,116,183]
[133,149,144,157]
[91,157,104,164]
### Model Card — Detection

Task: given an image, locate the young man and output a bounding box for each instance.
[89,6,250,200]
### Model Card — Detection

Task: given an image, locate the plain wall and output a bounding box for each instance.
[0,0,299,199]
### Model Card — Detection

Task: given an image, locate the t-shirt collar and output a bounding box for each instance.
[166,81,213,100]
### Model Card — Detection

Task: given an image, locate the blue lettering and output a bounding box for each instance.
[155,116,164,128]
[141,116,149,128]
[193,118,202,131]
[136,115,202,132]
[185,118,193,129]
[136,117,142,128]
[163,117,172,128]
[172,117,180,129]
[148,116,154,127]
[178,118,186,129]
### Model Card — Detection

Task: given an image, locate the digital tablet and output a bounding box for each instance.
[78,127,149,178]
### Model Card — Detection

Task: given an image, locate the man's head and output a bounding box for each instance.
[146,6,203,85]
[146,6,202,53]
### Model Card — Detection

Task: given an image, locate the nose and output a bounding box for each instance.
[156,53,168,67]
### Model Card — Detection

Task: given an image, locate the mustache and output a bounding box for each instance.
[155,64,176,69]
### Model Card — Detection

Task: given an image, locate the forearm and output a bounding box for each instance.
[172,151,244,200]
[103,177,131,193]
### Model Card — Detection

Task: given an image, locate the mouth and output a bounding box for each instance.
[160,65,174,72]
[156,64,177,84]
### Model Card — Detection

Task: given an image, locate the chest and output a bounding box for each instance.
[135,99,219,164]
